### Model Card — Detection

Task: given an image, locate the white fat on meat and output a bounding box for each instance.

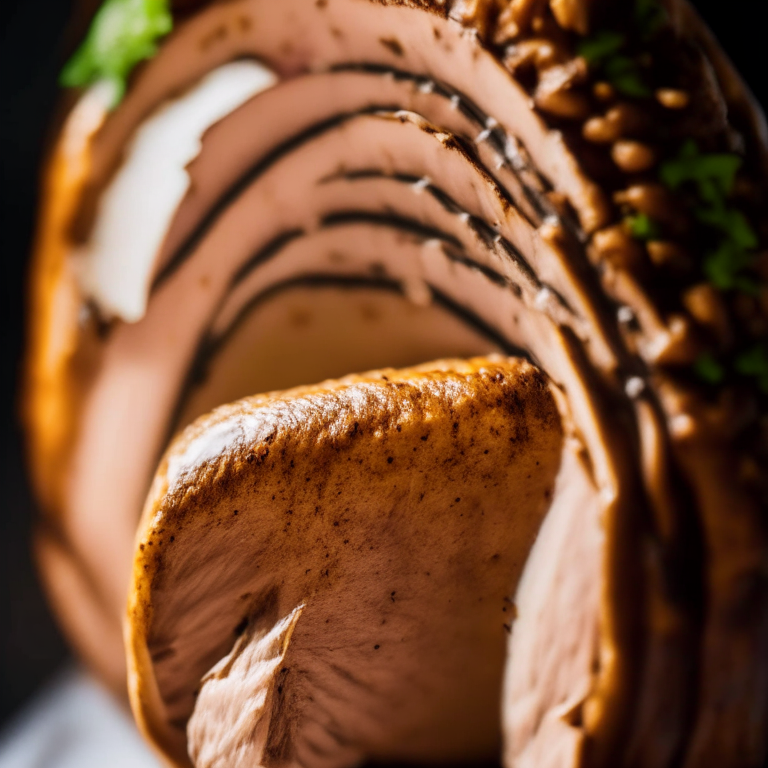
[74,60,278,323]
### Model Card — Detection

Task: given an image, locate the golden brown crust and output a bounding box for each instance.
[128,357,563,766]
[24,87,109,515]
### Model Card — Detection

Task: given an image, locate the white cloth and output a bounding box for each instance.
[0,667,162,768]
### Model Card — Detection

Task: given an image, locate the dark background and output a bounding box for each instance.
[0,0,764,733]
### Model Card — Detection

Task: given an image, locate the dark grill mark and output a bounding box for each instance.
[331,63,574,230]
[150,65,582,291]
[319,171,542,291]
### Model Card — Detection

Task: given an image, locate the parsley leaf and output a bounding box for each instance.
[577,28,651,98]
[660,140,743,199]
[735,345,768,393]
[694,353,726,385]
[577,1,664,97]
[577,31,625,64]
[60,0,173,107]
[603,55,652,97]
[695,207,758,251]
[625,213,661,241]
[703,241,757,293]
[660,140,758,293]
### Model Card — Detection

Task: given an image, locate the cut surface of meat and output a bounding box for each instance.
[128,357,563,768]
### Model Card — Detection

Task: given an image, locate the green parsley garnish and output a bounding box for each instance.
[60,0,173,107]
[659,140,742,200]
[577,0,665,97]
[695,206,758,251]
[695,348,768,392]
[735,345,768,394]
[625,212,661,241]
[703,242,758,293]
[694,353,726,385]
[574,1,765,395]
[577,31,650,98]
[603,55,652,98]
[577,31,625,64]
[661,140,758,293]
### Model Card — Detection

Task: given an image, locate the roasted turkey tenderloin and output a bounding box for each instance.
[24,1,768,766]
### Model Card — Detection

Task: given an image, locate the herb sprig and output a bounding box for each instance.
[659,140,765,387]
[695,345,768,394]
[660,140,759,293]
[576,0,766,397]
[735,345,768,394]
[61,0,173,108]
[625,212,661,241]
[578,31,651,98]
[577,0,667,97]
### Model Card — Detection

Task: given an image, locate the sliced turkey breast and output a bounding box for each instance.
[24,1,768,767]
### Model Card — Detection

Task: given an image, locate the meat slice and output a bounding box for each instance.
[155,67,560,284]
[177,283,509,430]
[78,0,607,237]
[50,110,626,668]
[128,358,564,768]
[72,66,561,326]
[74,60,277,322]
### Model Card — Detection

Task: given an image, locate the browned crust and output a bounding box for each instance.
[128,357,562,766]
